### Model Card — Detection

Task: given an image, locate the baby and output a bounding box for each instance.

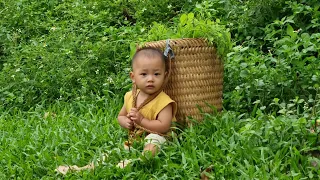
[117,47,177,167]
[56,47,176,173]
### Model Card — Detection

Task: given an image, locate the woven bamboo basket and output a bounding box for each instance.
[139,38,223,125]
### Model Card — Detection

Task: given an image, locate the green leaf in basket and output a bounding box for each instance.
[187,13,194,21]
[180,14,188,26]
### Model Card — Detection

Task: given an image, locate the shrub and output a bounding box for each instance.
[224,3,320,114]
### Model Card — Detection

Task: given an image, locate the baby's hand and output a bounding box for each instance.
[128,108,144,124]
[123,116,134,130]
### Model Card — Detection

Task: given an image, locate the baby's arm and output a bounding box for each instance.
[128,103,173,134]
[117,105,134,130]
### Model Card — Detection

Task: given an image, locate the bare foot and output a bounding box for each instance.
[55,163,95,175]
[55,165,77,175]
[77,162,95,170]
[55,152,108,174]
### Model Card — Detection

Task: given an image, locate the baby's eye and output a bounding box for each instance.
[140,73,147,76]
[155,73,160,76]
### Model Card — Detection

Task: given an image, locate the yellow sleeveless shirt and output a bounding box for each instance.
[124,90,177,136]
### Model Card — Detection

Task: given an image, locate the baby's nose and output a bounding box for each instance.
[147,75,154,81]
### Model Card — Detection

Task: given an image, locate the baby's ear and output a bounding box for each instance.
[130,72,135,83]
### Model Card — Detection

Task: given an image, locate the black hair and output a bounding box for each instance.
[132,47,168,71]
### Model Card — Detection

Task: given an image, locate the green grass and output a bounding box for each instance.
[1,95,319,179]
[1,0,320,179]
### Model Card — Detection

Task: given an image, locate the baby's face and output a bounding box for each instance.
[131,55,166,95]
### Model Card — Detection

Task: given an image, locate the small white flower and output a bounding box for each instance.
[107,77,113,83]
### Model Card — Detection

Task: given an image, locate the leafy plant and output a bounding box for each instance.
[144,13,232,60]
[224,1,320,115]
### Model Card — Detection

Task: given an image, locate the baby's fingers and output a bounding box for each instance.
[128,119,134,125]
[127,123,132,129]
[128,111,137,118]
[127,113,133,119]
[126,120,134,129]
[130,108,138,113]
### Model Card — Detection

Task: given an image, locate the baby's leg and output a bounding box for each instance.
[116,141,134,168]
[117,134,166,168]
[55,153,108,174]
[143,143,158,156]
[56,163,95,175]
[143,134,166,156]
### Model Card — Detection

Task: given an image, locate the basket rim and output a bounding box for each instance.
[139,38,215,49]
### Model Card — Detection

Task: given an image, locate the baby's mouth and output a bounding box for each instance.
[146,85,154,88]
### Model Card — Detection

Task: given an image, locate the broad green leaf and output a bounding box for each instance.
[301,33,310,41]
[187,13,194,20]
[278,109,286,114]
[257,79,265,87]
[239,46,249,52]
[286,24,296,39]
[129,42,136,58]
[180,14,188,26]
[240,70,248,78]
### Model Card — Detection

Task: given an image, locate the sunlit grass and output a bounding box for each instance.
[1,96,319,179]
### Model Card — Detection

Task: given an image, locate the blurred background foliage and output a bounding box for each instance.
[0,0,319,119]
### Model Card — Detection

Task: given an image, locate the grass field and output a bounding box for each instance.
[1,0,320,179]
[1,95,319,179]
